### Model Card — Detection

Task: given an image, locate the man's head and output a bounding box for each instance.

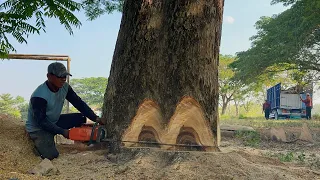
[47,62,72,88]
[306,93,310,97]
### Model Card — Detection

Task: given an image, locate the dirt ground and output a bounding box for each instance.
[1,115,320,180]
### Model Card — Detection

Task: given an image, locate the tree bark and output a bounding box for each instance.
[102,0,224,152]
[234,100,239,116]
[221,102,227,115]
[221,94,231,115]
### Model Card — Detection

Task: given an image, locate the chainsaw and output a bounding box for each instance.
[69,122,107,146]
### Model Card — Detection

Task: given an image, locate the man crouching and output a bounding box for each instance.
[25,62,106,160]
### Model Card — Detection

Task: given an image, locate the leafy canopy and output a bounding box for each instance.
[219,55,252,114]
[0,93,26,118]
[219,55,237,96]
[0,0,123,58]
[230,0,320,84]
[70,77,108,110]
[0,0,83,57]
[270,0,298,6]
[82,0,123,21]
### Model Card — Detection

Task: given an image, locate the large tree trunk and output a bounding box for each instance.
[102,0,224,152]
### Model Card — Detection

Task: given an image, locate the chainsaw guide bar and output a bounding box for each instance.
[69,122,217,150]
[99,139,216,148]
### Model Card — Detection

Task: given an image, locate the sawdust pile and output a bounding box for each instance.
[0,114,41,176]
[49,148,319,180]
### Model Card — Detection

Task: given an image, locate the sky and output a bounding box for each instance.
[3,0,316,103]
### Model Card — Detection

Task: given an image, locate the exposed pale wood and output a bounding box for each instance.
[122,97,216,151]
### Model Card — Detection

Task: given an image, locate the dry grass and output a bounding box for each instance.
[220,117,320,129]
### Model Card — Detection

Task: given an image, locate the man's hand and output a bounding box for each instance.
[63,129,69,139]
[96,117,107,125]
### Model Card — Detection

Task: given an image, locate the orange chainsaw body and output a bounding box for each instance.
[69,123,101,142]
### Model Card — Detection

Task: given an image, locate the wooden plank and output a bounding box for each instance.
[7,55,69,61]
[9,54,69,57]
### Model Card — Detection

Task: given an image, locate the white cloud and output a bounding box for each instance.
[224,16,235,24]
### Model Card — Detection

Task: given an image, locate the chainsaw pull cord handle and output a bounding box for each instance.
[88,122,99,146]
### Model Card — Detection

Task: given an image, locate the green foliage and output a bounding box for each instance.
[230,0,320,84]
[278,152,294,162]
[219,101,264,119]
[0,0,82,58]
[0,93,26,118]
[18,102,29,120]
[297,152,306,163]
[219,55,238,95]
[70,77,108,110]
[271,0,298,6]
[0,11,39,57]
[238,114,246,119]
[235,130,261,147]
[61,103,80,114]
[81,0,123,20]
[219,55,249,114]
[0,0,122,58]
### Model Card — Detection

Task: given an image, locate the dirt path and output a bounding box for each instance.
[1,115,320,180]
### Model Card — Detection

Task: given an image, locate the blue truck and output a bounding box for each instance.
[266,83,312,120]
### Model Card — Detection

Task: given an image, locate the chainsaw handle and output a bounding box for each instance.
[87,122,107,146]
[88,122,99,146]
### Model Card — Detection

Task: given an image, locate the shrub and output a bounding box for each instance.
[239,114,247,119]
[235,130,260,147]
[278,152,294,162]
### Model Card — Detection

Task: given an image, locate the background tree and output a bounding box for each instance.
[18,102,29,120]
[0,93,26,118]
[219,55,246,115]
[70,77,108,110]
[82,0,123,20]
[230,0,320,84]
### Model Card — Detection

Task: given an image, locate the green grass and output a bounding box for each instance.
[278,152,295,162]
[220,116,320,128]
[235,130,261,147]
[297,152,306,163]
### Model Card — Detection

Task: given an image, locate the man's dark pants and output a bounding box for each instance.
[28,113,86,160]
[306,106,312,120]
[264,109,270,120]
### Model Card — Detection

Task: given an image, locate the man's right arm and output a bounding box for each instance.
[30,97,65,135]
[301,99,308,103]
